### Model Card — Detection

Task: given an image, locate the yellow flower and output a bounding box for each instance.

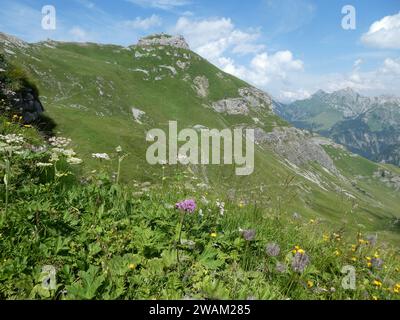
[393,283,400,294]
[351,245,357,252]
[238,201,245,208]
[372,296,379,300]
[351,257,357,262]
[24,125,32,128]
[358,239,367,245]
[323,234,330,242]
[292,246,305,255]
[372,280,382,288]
[309,219,316,224]
[128,263,136,270]
[307,280,314,288]
[210,232,217,238]
[334,250,341,256]
[374,252,380,259]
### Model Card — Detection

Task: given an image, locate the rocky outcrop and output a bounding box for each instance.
[0,55,44,123]
[373,169,400,191]
[137,34,190,50]
[211,86,272,115]
[254,126,339,174]
[192,76,209,98]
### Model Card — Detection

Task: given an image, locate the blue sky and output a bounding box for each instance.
[0,0,399,101]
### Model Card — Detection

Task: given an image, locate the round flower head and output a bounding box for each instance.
[241,229,256,241]
[371,258,384,270]
[292,252,310,273]
[266,242,281,257]
[275,262,287,273]
[175,199,196,213]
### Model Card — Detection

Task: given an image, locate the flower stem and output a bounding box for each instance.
[176,211,186,267]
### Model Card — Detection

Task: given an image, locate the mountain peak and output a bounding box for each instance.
[137,33,190,50]
[312,89,327,98]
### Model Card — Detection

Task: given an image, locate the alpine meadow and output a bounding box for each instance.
[0,0,400,302]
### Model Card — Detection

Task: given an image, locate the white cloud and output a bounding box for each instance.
[380,57,400,75]
[69,27,88,41]
[123,15,162,30]
[126,0,189,10]
[361,12,400,49]
[172,16,304,99]
[278,89,311,102]
[173,17,264,60]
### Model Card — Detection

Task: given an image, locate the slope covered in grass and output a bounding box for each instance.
[0,33,399,246]
[0,121,399,300]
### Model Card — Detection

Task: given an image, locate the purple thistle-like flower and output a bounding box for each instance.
[366,234,378,246]
[291,252,310,273]
[275,262,287,273]
[241,229,256,241]
[266,242,281,257]
[371,258,384,269]
[175,199,197,213]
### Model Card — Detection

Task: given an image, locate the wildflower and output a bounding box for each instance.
[175,199,196,213]
[92,153,110,161]
[210,232,217,238]
[0,133,24,144]
[351,244,357,252]
[307,280,314,288]
[241,229,256,241]
[266,243,281,257]
[36,162,53,168]
[115,145,122,153]
[366,234,377,246]
[323,234,330,242]
[67,157,83,165]
[292,252,310,273]
[351,257,357,262]
[309,219,316,224]
[239,201,245,208]
[371,296,379,301]
[24,124,32,128]
[292,212,301,220]
[275,262,287,273]
[48,136,71,148]
[292,246,305,255]
[216,200,225,216]
[358,239,367,245]
[372,280,382,288]
[332,233,341,241]
[371,258,384,270]
[393,283,400,294]
[128,263,136,270]
[334,250,341,256]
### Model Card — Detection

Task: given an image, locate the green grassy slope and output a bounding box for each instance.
[1,33,399,244]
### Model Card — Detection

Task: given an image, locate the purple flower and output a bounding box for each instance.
[266,242,281,257]
[371,258,384,269]
[291,252,310,273]
[175,199,196,213]
[241,229,256,241]
[275,262,287,273]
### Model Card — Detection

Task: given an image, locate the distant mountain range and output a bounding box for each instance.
[276,88,400,166]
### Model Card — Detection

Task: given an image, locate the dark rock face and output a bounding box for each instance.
[0,84,44,124]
